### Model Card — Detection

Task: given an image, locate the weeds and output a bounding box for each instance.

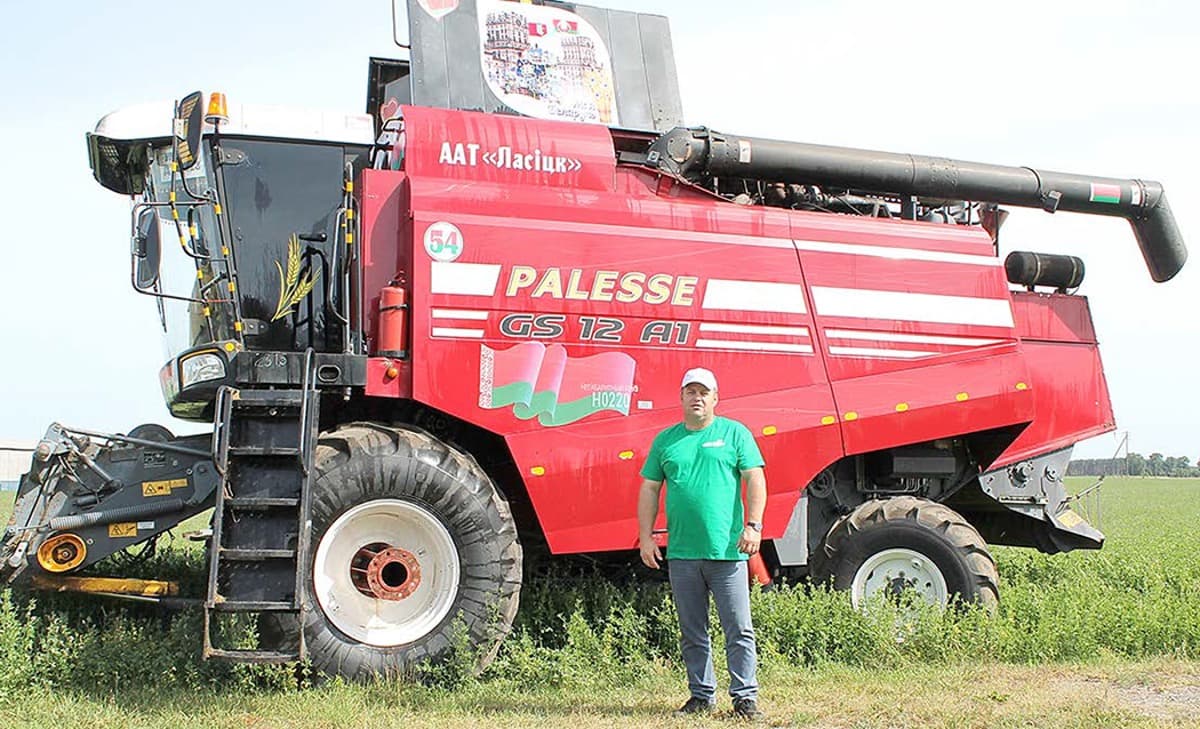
[0,477,1197,703]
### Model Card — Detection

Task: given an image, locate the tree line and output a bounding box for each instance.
[1067,452,1200,477]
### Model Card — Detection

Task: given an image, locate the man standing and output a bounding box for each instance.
[638,367,767,720]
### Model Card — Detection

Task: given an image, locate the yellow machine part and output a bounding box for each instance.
[32,574,180,597]
[36,533,87,572]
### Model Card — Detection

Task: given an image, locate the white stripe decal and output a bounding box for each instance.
[702,280,807,313]
[795,239,1000,266]
[698,323,809,337]
[431,308,489,320]
[430,262,502,296]
[445,211,795,250]
[829,346,931,359]
[696,339,814,354]
[824,329,1004,347]
[812,287,1014,327]
[431,327,484,339]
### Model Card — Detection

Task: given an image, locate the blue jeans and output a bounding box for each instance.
[667,559,757,702]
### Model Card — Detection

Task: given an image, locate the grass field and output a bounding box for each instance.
[1,478,1198,728]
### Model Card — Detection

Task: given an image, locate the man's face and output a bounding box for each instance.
[681,383,718,420]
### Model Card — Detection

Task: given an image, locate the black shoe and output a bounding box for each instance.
[673,696,716,717]
[732,697,763,720]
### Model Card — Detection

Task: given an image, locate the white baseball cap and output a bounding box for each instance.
[680,367,718,391]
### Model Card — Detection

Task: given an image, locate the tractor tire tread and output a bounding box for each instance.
[810,496,999,609]
[264,422,521,681]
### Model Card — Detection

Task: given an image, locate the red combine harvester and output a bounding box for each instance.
[2,0,1186,679]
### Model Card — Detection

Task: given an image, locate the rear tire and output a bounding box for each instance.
[265,422,522,680]
[810,496,999,609]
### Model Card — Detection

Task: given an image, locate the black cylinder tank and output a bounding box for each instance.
[1004,251,1085,290]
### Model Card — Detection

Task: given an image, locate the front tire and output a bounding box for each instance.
[810,496,999,609]
[273,423,522,680]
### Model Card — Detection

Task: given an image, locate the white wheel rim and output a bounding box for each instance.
[313,499,460,647]
[851,547,949,609]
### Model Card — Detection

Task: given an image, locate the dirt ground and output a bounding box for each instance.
[748,660,1200,729]
[1111,680,1200,723]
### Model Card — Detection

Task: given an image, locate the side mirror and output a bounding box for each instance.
[133,208,162,289]
[175,91,205,171]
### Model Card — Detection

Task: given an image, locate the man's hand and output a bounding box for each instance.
[639,535,663,569]
[739,466,766,556]
[637,478,664,569]
[737,526,761,556]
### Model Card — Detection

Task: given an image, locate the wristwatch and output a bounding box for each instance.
[745,521,763,532]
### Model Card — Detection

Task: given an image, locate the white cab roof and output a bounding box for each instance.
[93,98,375,145]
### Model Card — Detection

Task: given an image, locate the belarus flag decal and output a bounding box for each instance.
[1089,182,1122,204]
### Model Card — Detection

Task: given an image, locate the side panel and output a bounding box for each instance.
[377,108,1105,556]
[792,215,1035,459]
[506,385,836,553]
[396,108,843,551]
[359,168,413,358]
[993,293,1114,467]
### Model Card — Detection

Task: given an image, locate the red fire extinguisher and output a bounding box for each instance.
[748,552,773,587]
[377,281,408,358]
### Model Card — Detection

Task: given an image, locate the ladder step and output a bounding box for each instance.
[211,600,297,612]
[228,446,301,457]
[207,379,317,665]
[219,548,296,560]
[206,648,300,664]
[227,497,301,510]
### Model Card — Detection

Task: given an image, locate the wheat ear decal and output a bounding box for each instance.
[271,234,319,321]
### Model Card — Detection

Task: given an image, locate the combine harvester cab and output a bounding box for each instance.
[1,0,1187,679]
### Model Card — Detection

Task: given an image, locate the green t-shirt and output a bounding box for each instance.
[640,416,765,561]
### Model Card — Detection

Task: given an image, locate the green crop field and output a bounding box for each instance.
[1,478,1198,728]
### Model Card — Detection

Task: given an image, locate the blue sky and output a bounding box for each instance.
[1,0,1196,460]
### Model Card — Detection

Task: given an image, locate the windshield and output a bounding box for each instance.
[144,144,234,359]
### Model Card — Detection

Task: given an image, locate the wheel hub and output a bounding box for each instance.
[851,547,949,609]
[313,499,461,647]
[350,543,422,600]
[885,575,915,598]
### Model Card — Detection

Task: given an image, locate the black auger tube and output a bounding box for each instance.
[648,128,1187,282]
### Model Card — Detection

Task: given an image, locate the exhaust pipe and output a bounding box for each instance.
[648,128,1187,282]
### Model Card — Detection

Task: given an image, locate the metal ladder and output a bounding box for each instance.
[203,356,319,663]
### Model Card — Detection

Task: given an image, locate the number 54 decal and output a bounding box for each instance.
[424,222,464,262]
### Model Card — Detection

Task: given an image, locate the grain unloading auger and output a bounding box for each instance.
[647,127,1186,282]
